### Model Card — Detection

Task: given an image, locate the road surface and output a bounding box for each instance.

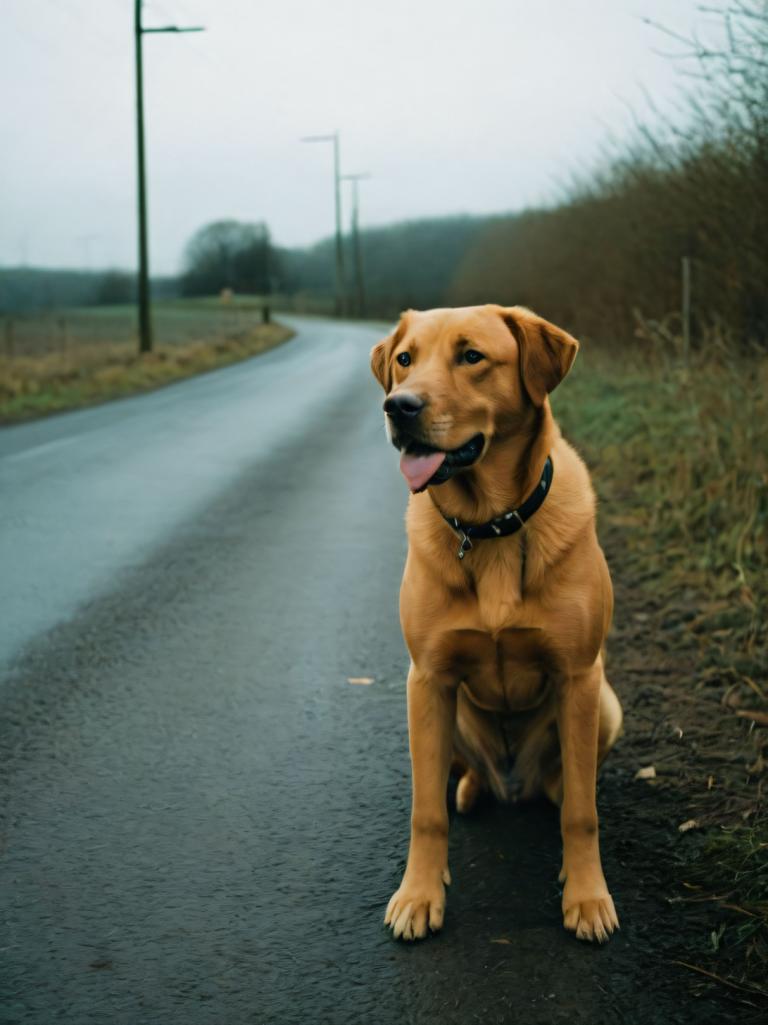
[0,317,728,1024]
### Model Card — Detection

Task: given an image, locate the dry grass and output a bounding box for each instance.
[0,320,293,423]
[555,331,766,682]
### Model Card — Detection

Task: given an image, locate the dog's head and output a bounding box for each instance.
[370,304,578,493]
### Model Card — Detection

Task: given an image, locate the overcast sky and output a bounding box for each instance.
[1,0,715,273]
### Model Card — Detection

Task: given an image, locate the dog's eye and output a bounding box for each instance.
[463,349,485,365]
[396,352,411,367]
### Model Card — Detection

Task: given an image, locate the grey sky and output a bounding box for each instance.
[2,0,714,274]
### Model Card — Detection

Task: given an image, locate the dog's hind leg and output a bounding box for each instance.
[597,678,623,763]
[455,766,484,814]
[526,675,623,808]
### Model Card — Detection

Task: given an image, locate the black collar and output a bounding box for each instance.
[438,456,554,559]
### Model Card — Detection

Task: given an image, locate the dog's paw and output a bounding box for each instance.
[384,867,450,941]
[562,893,619,943]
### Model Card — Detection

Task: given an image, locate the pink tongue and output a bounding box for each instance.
[399,451,446,492]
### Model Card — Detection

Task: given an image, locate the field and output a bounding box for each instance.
[1,298,279,356]
[554,337,767,998]
[0,298,293,423]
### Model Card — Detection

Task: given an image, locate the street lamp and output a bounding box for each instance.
[301,132,345,317]
[341,173,371,318]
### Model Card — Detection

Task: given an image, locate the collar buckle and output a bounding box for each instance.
[457,530,473,560]
[453,519,473,560]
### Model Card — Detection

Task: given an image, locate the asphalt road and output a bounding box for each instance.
[0,317,725,1024]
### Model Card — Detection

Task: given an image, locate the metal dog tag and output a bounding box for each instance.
[457,531,473,560]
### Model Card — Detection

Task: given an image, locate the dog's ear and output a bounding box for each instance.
[501,306,579,407]
[370,313,410,392]
[370,337,391,390]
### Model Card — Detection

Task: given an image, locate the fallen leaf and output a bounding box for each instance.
[490,938,511,945]
[735,709,768,727]
[347,676,374,686]
[635,765,656,780]
[722,685,742,709]
[678,819,699,833]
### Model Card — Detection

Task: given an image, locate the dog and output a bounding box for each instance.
[370,304,623,943]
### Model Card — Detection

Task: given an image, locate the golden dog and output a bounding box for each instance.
[371,304,623,943]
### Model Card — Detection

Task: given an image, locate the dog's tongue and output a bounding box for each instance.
[399,451,446,492]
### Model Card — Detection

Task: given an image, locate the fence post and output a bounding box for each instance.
[681,256,691,365]
[4,319,14,358]
[58,317,68,365]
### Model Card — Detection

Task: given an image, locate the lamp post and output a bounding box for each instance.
[301,132,345,317]
[341,173,370,318]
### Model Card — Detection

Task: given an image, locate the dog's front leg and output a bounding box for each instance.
[385,664,456,941]
[557,662,619,943]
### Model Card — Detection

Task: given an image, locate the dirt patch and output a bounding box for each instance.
[596,518,766,1013]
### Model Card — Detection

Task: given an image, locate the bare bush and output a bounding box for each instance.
[451,2,768,351]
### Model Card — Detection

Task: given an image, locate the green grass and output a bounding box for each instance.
[1,297,276,357]
[553,339,767,994]
[554,342,767,744]
[554,344,767,665]
[693,827,768,948]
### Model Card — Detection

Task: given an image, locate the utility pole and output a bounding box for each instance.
[301,132,345,317]
[341,173,370,318]
[134,1,203,354]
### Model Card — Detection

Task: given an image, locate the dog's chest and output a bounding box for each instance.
[442,624,549,712]
[471,541,529,633]
[445,550,551,712]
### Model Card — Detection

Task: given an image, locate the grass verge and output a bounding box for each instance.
[0,321,294,424]
[553,337,767,997]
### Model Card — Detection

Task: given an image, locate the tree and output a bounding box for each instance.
[95,269,135,305]
[181,220,278,297]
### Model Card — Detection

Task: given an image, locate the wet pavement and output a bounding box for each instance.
[0,317,731,1023]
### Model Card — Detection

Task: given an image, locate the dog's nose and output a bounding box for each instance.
[383,392,424,419]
